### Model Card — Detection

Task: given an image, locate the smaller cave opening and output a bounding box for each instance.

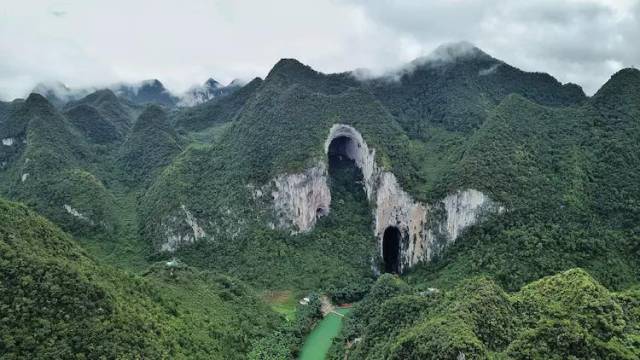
[382,226,401,274]
[316,207,328,218]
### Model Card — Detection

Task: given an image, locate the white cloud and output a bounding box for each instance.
[0,0,638,100]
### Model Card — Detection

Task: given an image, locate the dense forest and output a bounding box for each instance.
[2,44,640,358]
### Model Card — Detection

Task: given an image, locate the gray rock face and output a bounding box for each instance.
[160,205,207,252]
[63,204,94,225]
[374,171,429,271]
[156,123,502,260]
[271,163,331,232]
[272,123,504,272]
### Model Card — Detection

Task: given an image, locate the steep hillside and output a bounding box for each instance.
[114,79,179,106]
[119,105,182,185]
[64,89,139,137]
[139,62,415,288]
[173,77,264,132]
[363,43,586,136]
[394,69,640,292]
[330,270,640,359]
[1,94,118,235]
[0,197,279,359]
[65,104,121,144]
[178,78,242,107]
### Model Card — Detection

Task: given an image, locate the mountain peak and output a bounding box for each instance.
[30,81,90,107]
[204,78,222,88]
[602,67,640,88]
[592,67,640,106]
[411,41,493,68]
[267,58,317,80]
[88,88,118,102]
[25,93,55,111]
[228,78,244,87]
[140,79,166,90]
[433,41,487,58]
[26,92,49,103]
[113,79,177,106]
[32,81,70,95]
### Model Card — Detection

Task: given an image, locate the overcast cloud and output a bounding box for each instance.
[1,0,638,100]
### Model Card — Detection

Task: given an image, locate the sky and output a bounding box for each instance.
[1,0,639,100]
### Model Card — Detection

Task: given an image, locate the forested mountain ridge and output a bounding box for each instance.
[0,197,279,359]
[2,44,640,359]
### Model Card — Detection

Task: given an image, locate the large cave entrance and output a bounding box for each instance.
[328,136,358,166]
[325,134,370,235]
[327,135,362,184]
[382,226,401,274]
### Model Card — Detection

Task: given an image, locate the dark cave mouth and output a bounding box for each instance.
[328,135,362,176]
[328,136,358,166]
[382,226,401,274]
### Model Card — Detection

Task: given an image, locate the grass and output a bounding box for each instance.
[262,289,299,321]
[300,307,351,360]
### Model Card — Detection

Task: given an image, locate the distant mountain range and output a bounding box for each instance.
[30,77,243,108]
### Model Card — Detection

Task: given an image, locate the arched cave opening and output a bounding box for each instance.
[382,226,401,274]
[327,135,362,179]
[327,135,364,196]
[328,136,358,166]
[325,134,369,226]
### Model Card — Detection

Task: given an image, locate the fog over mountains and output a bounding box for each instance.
[30,77,244,108]
[3,0,640,357]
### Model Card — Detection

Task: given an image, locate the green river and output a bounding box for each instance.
[299,308,351,360]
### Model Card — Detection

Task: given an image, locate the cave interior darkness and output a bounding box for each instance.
[382,226,401,274]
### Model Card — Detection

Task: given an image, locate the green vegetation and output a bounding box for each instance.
[330,271,640,359]
[118,105,182,185]
[162,152,377,290]
[262,290,299,321]
[0,198,279,359]
[173,77,263,131]
[2,46,640,359]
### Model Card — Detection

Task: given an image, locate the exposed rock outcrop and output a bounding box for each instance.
[63,204,94,225]
[374,172,429,270]
[155,123,502,261]
[271,163,331,233]
[160,205,207,252]
[442,189,503,241]
[271,123,504,272]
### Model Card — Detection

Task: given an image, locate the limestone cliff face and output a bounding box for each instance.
[271,163,331,233]
[156,123,502,262]
[160,205,207,252]
[371,174,500,272]
[442,189,502,241]
[271,123,504,272]
[383,188,502,272]
[373,172,429,271]
[270,125,374,233]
